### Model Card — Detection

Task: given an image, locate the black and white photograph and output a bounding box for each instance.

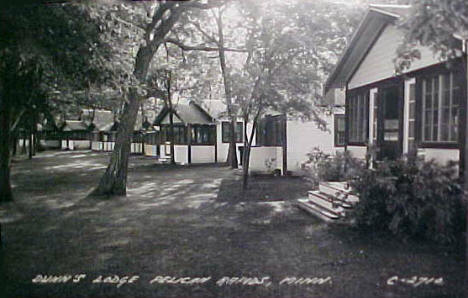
[0,0,466,297]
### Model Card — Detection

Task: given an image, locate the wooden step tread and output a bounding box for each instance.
[298,198,343,218]
[310,191,354,208]
[297,199,340,221]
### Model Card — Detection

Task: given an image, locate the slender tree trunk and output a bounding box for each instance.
[242,116,259,191]
[0,104,13,202]
[91,89,141,196]
[28,129,33,160]
[216,10,238,168]
[32,116,38,155]
[464,48,468,261]
[21,133,26,154]
[11,133,17,156]
[169,110,175,165]
[167,73,176,165]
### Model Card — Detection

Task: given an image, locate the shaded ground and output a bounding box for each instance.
[0,150,465,297]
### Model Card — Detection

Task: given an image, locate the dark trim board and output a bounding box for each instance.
[418,143,459,150]
[282,114,287,175]
[459,56,467,177]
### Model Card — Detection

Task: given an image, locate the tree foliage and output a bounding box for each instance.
[395,0,468,72]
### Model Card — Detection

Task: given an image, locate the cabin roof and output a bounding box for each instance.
[154,101,214,125]
[62,120,88,131]
[200,100,228,120]
[325,5,411,93]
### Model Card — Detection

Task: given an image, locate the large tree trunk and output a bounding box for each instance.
[91,89,141,196]
[0,104,13,202]
[92,3,184,196]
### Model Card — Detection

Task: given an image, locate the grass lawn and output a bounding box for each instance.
[0,151,464,297]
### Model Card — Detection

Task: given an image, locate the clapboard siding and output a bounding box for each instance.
[349,24,439,90]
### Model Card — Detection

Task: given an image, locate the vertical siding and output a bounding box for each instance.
[349,25,440,89]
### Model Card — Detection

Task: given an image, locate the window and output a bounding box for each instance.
[222,122,243,143]
[422,72,460,143]
[192,125,216,145]
[255,116,284,146]
[334,115,345,147]
[160,125,187,145]
[348,92,369,143]
[144,132,158,145]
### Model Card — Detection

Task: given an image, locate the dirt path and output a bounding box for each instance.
[0,151,464,297]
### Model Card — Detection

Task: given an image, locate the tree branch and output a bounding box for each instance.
[164,38,247,52]
[189,21,219,45]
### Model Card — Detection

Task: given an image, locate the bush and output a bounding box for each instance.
[350,157,465,245]
[302,148,364,186]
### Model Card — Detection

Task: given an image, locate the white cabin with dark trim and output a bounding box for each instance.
[249,108,341,175]
[325,4,467,173]
[150,100,252,165]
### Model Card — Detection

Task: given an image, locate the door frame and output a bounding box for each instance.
[376,81,404,160]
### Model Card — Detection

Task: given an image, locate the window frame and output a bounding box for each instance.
[334,114,346,147]
[160,124,187,145]
[347,89,369,146]
[222,121,244,143]
[191,125,216,145]
[419,71,460,148]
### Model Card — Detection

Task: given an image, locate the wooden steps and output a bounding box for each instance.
[297,181,359,223]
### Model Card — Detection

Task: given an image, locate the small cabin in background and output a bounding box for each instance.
[60,120,92,150]
[153,101,218,164]
[148,100,251,165]
[89,109,146,154]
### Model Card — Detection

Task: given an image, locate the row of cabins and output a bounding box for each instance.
[45,100,343,175]
[45,6,460,177]
[143,100,343,174]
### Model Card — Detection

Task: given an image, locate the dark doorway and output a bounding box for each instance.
[377,84,403,160]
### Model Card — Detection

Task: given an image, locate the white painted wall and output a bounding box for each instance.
[174,145,188,164]
[73,140,91,149]
[144,144,158,156]
[131,143,143,154]
[247,112,336,174]
[62,140,90,150]
[347,146,367,160]
[40,140,60,148]
[91,141,102,151]
[249,147,282,174]
[103,142,115,151]
[192,146,215,163]
[286,115,335,172]
[349,24,440,89]
[418,148,460,165]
